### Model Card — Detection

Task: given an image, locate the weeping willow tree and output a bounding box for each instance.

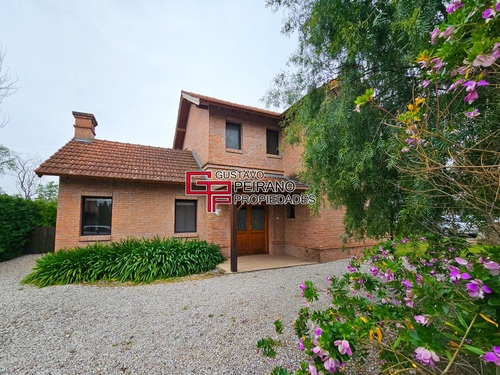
[265,0,454,239]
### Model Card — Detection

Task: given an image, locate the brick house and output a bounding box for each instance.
[36,91,371,269]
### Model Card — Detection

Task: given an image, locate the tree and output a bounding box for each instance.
[354,0,500,242]
[36,181,58,203]
[12,154,41,199]
[0,48,15,129]
[0,49,16,186]
[266,0,447,238]
[0,145,14,175]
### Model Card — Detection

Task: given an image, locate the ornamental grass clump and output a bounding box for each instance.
[22,237,224,287]
[258,235,500,374]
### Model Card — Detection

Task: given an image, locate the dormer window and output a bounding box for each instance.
[226,122,241,150]
[266,129,279,155]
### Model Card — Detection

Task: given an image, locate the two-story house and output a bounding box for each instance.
[36,91,370,270]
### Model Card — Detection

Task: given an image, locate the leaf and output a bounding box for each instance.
[464,345,486,356]
[445,350,453,361]
[455,311,468,329]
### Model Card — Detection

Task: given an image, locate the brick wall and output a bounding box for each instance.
[282,203,377,261]
[281,141,304,178]
[55,176,209,251]
[183,104,210,166]
[206,106,283,173]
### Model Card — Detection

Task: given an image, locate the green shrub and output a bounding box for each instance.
[22,237,225,287]
[0,194,57,262]
[0,195,40,261]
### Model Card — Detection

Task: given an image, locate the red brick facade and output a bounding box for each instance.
[39,91,376,263]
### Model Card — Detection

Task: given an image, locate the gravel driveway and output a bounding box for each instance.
[0,254,351,375]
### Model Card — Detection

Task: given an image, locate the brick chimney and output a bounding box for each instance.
[73,111,98,141]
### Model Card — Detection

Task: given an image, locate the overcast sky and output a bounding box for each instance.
[0,0,297,194]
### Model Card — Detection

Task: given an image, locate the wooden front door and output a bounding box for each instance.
[236,205,268,256]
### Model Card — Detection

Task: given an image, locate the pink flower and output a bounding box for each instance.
[466,279,492,299]
[481,346,500,366]
[401,237,409,244]
[300,282,307,290]
[431,58,444,73]
[298,338,305,351]
[462,80,489,103]
[353,104,361,113]
[401,147,409,153]
[311,345,324,359]
[370,266,378,276]
[334,339,353,356]
[414,315,430,325]
[465,109,480,118]
[416,274,423,287]
[440,25,455,40]
[464,91,478,102]
[446,1,464,13]
[415,347,440,368]
[315,327,322,337]
[473,52,500,67]
[484,261,500,276]
[384,269,394,282]
[497,2,500,11]
[420,79,430,88]
[448,79,465,91]
[402,279,412,289]
[456,257,468,265]
[308,364,318,375]
[430,28,440,45]
[449,265,471,283]
[324,357,341,373]
[482,8,496,19]
[347,265,357,272]
[404,297,414,308]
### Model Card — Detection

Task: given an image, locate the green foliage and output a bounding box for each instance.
[356,0,500,239]
[257,337,281,359]
[22,237,225,287]
[32,199,57,227]
[0,192,57,261]
[270,367,293,375]
[274,318,284,335]
[267,0,446,239]
[36,182,58,203]
[0,194,40,261]
[0,145,14,175]
[33,182,58,227]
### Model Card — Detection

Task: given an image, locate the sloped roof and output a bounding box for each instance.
[182,91,282,118]
[173,91,282,149]
[35,139,200,183]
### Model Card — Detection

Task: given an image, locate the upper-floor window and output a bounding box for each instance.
[266,129,279,155]
[226,122,241,150]
[81,197,112,236]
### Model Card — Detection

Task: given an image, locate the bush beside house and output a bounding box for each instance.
[0,194,57,261]
[22,237,225,287]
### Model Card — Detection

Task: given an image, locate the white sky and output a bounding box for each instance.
[0,0,297,194]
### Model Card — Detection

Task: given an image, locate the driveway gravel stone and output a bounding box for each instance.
[0,254,351,374]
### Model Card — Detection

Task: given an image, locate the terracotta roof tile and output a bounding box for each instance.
[181,90,281,118]
[36,139,201,183]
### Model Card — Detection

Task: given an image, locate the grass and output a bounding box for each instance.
[22,237,225,287]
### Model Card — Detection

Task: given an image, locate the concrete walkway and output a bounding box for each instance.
[219,254,317,273]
